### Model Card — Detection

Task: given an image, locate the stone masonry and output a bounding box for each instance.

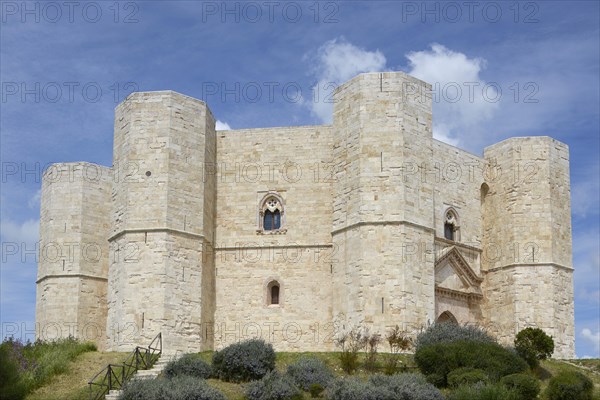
[36,71,575,358]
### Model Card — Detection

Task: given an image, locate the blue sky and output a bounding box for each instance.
[0,1,598,357]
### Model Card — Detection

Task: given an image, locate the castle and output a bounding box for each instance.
[36,72,575,358]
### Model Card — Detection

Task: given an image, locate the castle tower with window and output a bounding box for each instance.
[36,71,575,358]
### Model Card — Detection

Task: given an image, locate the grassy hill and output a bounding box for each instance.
[18,350,600,400]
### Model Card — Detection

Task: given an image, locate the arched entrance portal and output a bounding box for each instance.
[437,311,458,324]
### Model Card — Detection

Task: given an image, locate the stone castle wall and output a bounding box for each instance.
[35,72,575,358]
[214,125,334,351]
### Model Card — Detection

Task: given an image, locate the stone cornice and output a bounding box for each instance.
[215,243,332,251]
[434,237,482,253]
[332,220,434,236]
[435,285,483,301]
[37,274,108,284]
[108,228,205,242]
[484,263,574,273]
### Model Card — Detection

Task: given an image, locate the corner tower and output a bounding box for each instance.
[106,92,217,353]
[36,162,112,347]
[331,72,436,335]
[481,137,574,358]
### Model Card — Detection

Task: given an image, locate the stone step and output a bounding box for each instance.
[102,353,179,400]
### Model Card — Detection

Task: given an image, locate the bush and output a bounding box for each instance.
[369,373,445,400]
[514,327,554,369]
[325,374,444,400]
[245,371,303,400]
[447,382,521,400]
[163,353,212,379]
[500,373,540,399]
[415,323,495,351]
[545,370,593,400]
[325,377,394,400]
[212,339,275,382]
[0,344,28,400]
[447,367,489,387]
[414,340,528,387]
[119,375,226,400]
[287,357,334,391]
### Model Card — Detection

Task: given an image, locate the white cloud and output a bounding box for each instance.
[216,120,231,130]
[581,328,600,354]
[406,43,499,147]
[305,38,386,123]
[0,219,40,245]
[28,189,41,209]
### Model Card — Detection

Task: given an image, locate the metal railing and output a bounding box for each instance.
[88,332,162,400]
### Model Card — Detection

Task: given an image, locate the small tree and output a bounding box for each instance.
[383,325,412,375]
[364,332,381,372]
[335,326,367,374]
[514,327,554,369]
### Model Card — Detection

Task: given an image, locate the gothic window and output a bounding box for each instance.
[437,311,458,324]
[258,192,286,234]
[267,280,281,305]
[444,209,459,241]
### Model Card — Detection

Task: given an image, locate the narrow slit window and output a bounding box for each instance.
[270,284,280,305]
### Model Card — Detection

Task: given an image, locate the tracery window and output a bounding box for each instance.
[258,192,286,234]
[444,209,460,241]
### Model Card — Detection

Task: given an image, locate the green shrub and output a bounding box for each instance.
[119,375,226,400]
[369,373,445,400]
[212,339,275,382]
[245,371,303,400]
[447,382,521,400]
[0,336,96,399]
[545,370,593,400]
[514,327,554,369]
[287,357,334,391]
[163,353,212,379]
[447,367,489,387]
[415,323,495,351]
[500,373,540,400]
[414,340,528,387]
[0,343,28,400]
[309,383,325,398]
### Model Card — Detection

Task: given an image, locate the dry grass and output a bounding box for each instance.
[25,351,127,400]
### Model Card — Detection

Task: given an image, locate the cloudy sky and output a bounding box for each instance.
[1,1,598,357]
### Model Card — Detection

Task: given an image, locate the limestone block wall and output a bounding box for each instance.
[481,137,574,358]
[36,162,112,347]
[432,140,485,250]
[107,92,216,352]
[331,72,436,338]
[214,125,334,351]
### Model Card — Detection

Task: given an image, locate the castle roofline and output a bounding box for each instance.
[484,135,569,155]
[219,124,332,134]
[115,90,208,110]
[333,71,432,96]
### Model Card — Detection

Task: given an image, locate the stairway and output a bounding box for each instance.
[104,353,178,400]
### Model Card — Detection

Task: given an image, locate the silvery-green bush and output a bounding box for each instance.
[369,373,445,400]
[325,373,444,400]
[415,323,495,351]
[118,375,226,400]
[245,371,303,400]
[287,357,334,391]
[212,339,275,382]
[163,354,212,379]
